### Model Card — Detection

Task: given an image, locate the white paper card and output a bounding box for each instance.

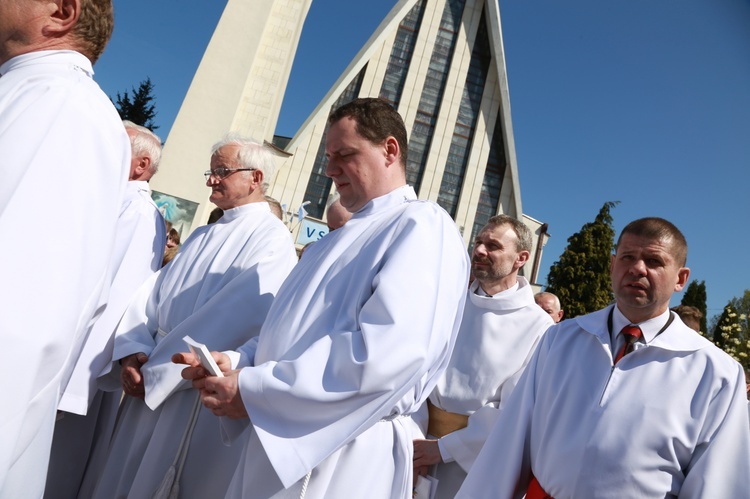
[183,335,224,377]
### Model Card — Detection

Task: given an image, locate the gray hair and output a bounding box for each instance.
[484,215,533,253]
[123,120,162,173]
[535,292,561,309]
[211,133,276,193]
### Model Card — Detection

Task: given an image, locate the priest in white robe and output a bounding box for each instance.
[45,121,166,498]
[413,215,554,498]
[457,218,750,499]
[0,3,129,497]
[179,98,469,499]
[88,135,297,499]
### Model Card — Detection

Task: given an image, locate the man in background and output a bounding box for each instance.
[534,291,564,323]
[413,216,553,498]
[265,196,284,220]
[46,121,167,498]
[89,134,297,499]
[0,1,129,496]
[325,191,352,231]
[671,304,702,333]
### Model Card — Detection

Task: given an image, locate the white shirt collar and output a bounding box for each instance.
[0,50,93,78]
[612,306,672,344]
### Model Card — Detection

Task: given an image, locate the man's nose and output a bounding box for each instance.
[324,159,339,178]
[629,259,647,276]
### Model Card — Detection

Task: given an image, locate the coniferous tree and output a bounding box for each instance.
[546,201,618,319]
[680,280,708,333]
[114,77,158,130]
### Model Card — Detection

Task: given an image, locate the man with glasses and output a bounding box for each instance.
[178,98,469,498]
[87,134,297,499]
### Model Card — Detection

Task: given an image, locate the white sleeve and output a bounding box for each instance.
[679,362,750,498]
[456,334,550,499]
[439,331,545,471]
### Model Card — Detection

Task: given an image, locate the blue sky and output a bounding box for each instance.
[94,0,750,322]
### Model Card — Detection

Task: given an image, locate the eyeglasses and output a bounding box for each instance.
[203,167,256,181]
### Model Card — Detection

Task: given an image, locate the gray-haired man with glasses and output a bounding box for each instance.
[86,134,297,499]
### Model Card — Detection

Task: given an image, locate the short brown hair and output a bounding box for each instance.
[328,98,408,167]
[74,0,115,63]
[483,215,532,253]
[671,305,702,332]
[617,217,687,267]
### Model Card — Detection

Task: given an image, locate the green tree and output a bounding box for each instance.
[114,77,158,130]
[710,301,749,371]
[680,280,708,333]
[546,201,618,318]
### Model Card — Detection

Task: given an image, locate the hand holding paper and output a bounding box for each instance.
[180,335,224,377]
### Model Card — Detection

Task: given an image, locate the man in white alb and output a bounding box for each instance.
[88,135,297,499]
[457,217,750,498]
[0,1,129,496]
[45,121,167,498]
[413,215,553,498]
[178,98,469,498]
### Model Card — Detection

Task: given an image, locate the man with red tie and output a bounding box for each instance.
[457,217,750,498]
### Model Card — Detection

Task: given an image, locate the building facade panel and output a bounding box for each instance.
[152,0,543,280]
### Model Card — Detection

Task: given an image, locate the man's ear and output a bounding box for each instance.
[383,136,400,166]
[134,157,150,177]
[514,250,530,270]
[674,267,690,292]
[43,0,81,36]
[252,169,265,188]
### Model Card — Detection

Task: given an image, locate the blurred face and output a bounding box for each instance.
[611,233,690,323]
[325,117,391,213]
[206,145,257,210]
[472,224,527,289]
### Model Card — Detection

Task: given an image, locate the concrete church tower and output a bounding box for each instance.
[150,0,312,229]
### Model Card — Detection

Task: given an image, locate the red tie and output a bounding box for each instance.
[614,325,642,364]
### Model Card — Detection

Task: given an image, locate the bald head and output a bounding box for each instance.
[326,197,352,231]
[535,292,564,323]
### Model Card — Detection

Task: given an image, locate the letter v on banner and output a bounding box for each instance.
[296,218,329,246]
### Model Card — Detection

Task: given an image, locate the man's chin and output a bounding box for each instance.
[472,270,489,280]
